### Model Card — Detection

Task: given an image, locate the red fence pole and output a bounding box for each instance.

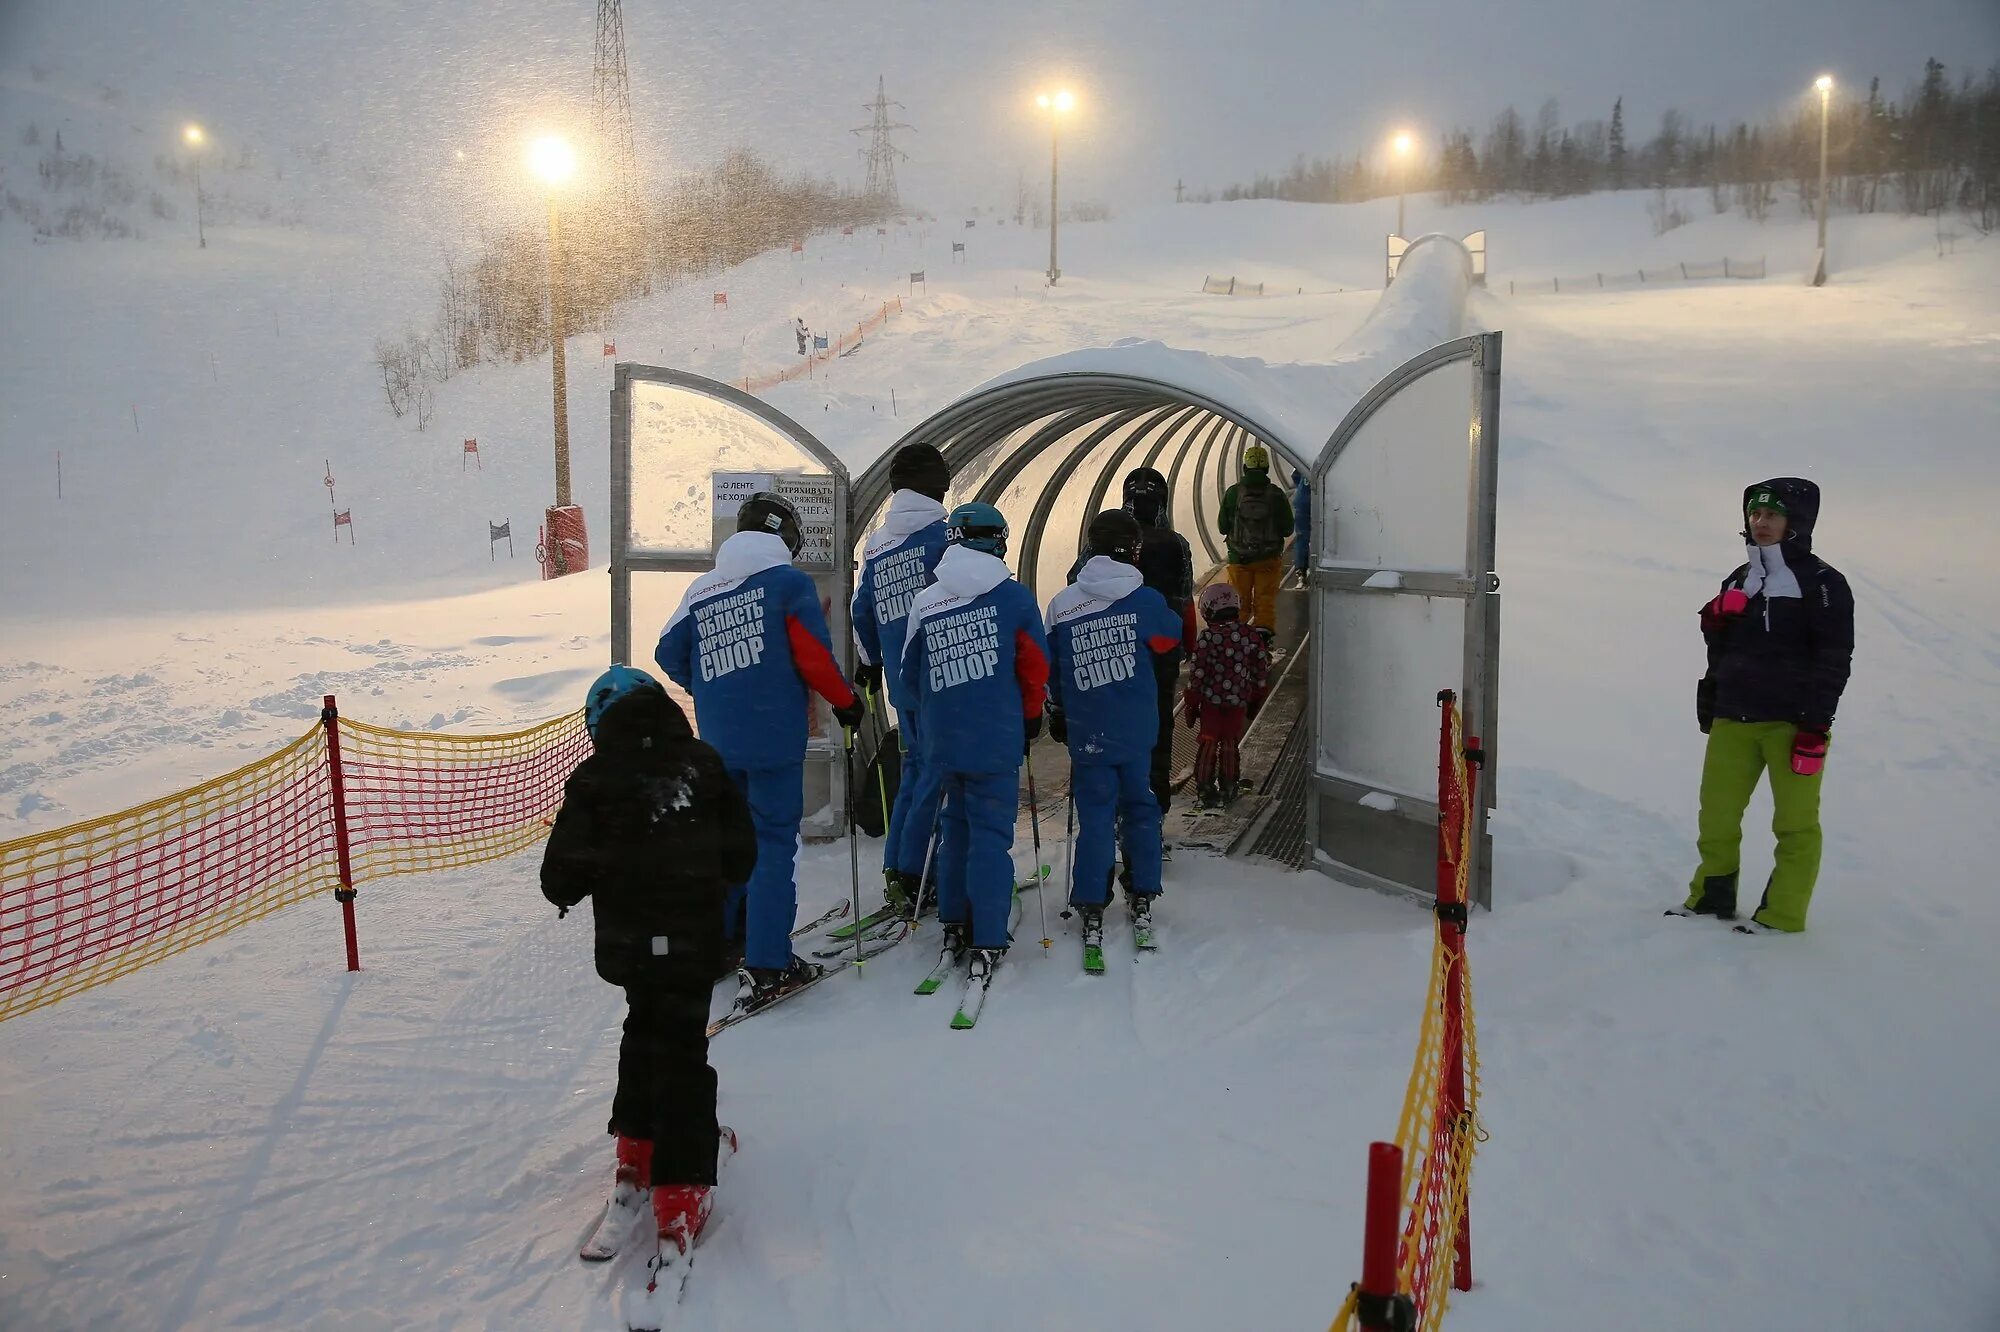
[1357,1141,1410,1331]
[1447,735,1483,1293]
[321,694,360,972]
[1436,688,1475,1294]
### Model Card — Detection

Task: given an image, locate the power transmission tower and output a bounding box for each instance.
[853,75,913,207]
[593,0,642,228]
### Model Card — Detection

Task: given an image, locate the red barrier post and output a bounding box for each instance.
[1357,1141,1408,1331]
[320,694,361,972]
[1447,735,1483,1293]
[1435,688,1475,1294]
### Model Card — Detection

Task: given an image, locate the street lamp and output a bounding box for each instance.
[1036,89,1075,285]
[182,123,207,249]
[1812,75,1833,285]
[1391,131,1414,238]
[529,135,577,507]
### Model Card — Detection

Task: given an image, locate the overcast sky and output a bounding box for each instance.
[4,0,1995,216]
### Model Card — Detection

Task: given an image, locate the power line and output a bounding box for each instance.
[852,75,914,207]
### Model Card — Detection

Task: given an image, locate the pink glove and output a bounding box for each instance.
[1790,728,1828,777]
[1702,587,1750,634]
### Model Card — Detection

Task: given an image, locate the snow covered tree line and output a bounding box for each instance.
[1209,58,2000,232]
[383,148,894,420]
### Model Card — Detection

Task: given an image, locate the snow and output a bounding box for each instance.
[4,139,2000,1332]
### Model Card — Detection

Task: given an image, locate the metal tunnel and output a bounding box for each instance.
[851,374,1308,599]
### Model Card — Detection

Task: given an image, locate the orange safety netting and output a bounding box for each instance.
[0,729,339,1023]
[742,298,903,395]
[0,706,588,1024]
[1332,696,1484,1332]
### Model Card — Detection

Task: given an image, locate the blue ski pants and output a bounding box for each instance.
[887,708,945,881]
[726,763,804,970]
[1070,758,1162,907]
[934,769,1020,950]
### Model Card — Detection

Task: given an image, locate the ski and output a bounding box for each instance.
[1132,922,1157,951]
[823,903,903,941]
[792,899,851,939]
[950,959,997,1029]
[707,926,911,1037]
[1083,943,1106,974]
[1663,907,1736,924]
[914,946,960,995]
[809,914,908,959]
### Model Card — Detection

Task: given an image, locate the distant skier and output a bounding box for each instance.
[851,443,953,916]
[541,667,753,1276]
[1680,478,1853,933]
[795,318,809,356]
[1067,467,1196,819]
[1217,443,1293,629]
[900,502,1050,991]
[657,492,868,1006]
[1047,510,1184,959]
[1184,582,1271,808]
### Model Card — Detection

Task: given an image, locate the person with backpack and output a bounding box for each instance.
[541,667,755,1289]
[1046,510,1185,959]
[851,443,953,916]
[1677,478,1853,933]
[1065,467,1196,817]
[900,502,1050,991]
[656,492,868,1009]
[1184,582,1272,808]
[1217,443,1294,629]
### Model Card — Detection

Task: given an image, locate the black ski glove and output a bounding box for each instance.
[833,697,867,732]
[1023,712,1043,753]
[1046,706,1068,745]
[852,661,883,699]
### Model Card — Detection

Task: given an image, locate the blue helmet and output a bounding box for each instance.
[946,501,1009,558]
[584,665,664,738]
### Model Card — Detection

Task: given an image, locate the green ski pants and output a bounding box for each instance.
[1684,719,1824,932]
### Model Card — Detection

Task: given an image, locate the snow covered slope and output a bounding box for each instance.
[2,187,1998,1330]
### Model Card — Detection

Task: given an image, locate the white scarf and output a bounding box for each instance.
[1739,543,1801,602]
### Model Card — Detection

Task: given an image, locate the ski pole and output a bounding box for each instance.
[1058,790,1076,922]
[1025,751,1050,950]
[843,725,864,974]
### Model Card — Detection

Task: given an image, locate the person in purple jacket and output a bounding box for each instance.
[657,492,867,1008]
[1046,510,1185,959]
[850,444,952,917]
[900,502,1050,990]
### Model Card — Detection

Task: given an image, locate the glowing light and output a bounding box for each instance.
[1392,131,1414,157]
[528,135,576,187]
[1814,74,1834,94]
[1037,90,1075,114]
[183,123,206,147]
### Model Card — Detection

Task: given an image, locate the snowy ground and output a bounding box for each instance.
[3,191,1999,1329]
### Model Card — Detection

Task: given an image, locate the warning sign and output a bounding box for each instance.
[710,470,835,567]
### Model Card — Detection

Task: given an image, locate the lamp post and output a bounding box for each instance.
[529,135,577,506]
[183,124,207,248]
[1036,89,1074,285]
[1392,131,1414,238]
[1813,75,1833,285]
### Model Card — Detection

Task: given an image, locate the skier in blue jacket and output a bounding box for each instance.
[900,502,1050,989]
[1046,510,1185,956]
[657,492,867,1007]
[850,444,952,916]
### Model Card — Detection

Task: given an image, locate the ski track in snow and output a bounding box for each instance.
[4,194,2000,1328]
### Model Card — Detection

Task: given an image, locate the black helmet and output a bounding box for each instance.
[736,491,802,556]
[1122,467,1169,525]
[888,443,951,501]
[1086,508,1144,565]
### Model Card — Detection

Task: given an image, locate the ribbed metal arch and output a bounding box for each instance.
[851,373,1307,602]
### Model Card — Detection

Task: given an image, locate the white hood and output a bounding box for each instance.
[862,490,948,561]
[1047,556,1144,627]
[903,545,1013,645]
[661,531,793,634]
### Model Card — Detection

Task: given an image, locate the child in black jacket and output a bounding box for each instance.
[543,667,757,1273]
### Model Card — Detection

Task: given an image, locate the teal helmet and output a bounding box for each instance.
[946,501,1009,558]
[584,665,664,738]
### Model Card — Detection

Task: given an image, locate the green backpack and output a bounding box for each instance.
[1231,482,1285,561]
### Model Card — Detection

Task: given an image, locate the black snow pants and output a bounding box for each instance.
[1149,653,1179,813]
[609,983,719,1187]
